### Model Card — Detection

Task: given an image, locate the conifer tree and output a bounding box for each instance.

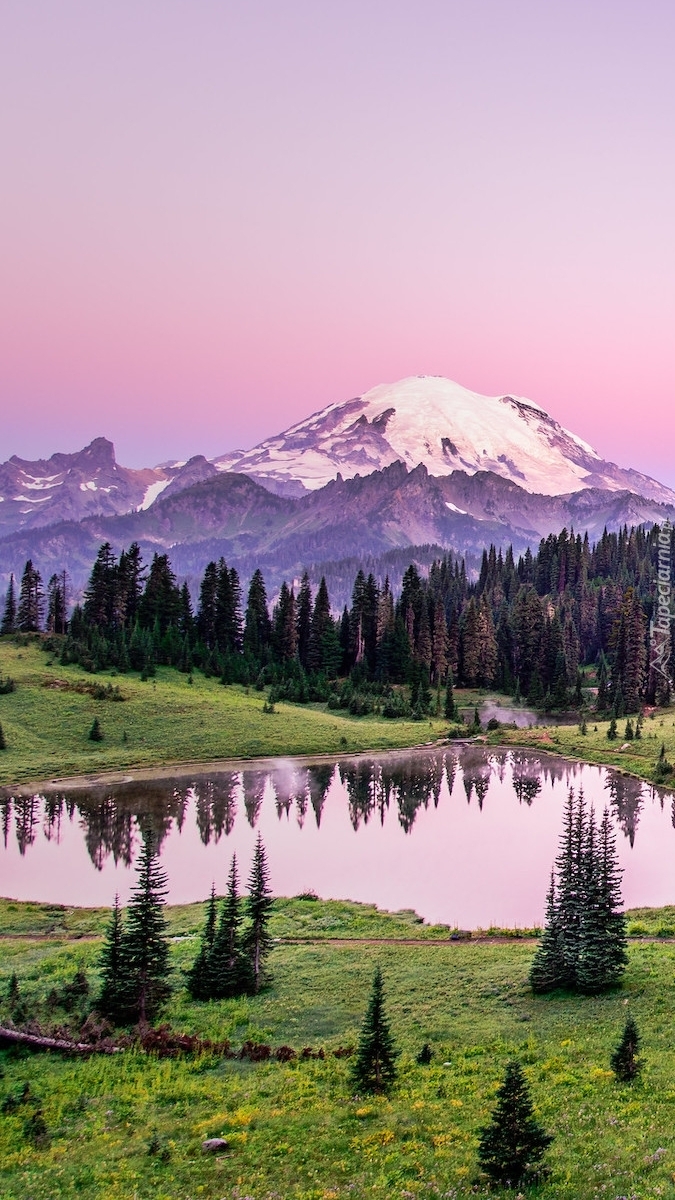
[350,967,398,1094]
[0,723,6,751]
[16,560,43,632]
[242,834,273,993]
[186,884,218,1000]
[477,1060,552,1187]
[607,715,617,740]
[1,575,17,635]
[243,569,271,663]
[97,895,124,1022]
[118,834,172,1024]
[296,572,313,669]
[610,1014,642,1082]
[212,854,251,997]
[595,807,628,986]
[89,718,103,742]
[444,669,457,721]
[529,873,566,993]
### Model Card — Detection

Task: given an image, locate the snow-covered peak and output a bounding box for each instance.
[213,375,675,503]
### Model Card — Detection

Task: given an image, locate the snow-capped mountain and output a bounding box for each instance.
[214,376,675,504]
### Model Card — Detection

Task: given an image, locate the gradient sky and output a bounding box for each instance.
[2,1,675,482]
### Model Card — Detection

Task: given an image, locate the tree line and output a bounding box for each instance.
[2,519,673,713]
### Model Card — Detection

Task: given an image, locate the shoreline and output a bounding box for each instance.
[2,735,670,796]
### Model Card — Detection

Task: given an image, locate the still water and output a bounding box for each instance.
[1,747,674,927]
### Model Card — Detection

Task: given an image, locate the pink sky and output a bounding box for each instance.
[2,2,675,483]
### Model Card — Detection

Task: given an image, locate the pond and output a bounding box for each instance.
[1,746,674,927]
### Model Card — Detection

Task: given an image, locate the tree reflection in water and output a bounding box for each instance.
[0,748,662,871]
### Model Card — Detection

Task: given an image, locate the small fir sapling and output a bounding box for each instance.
[477,1059,552,1187]
[610,1014,642,1082]
[350,967,398,1094]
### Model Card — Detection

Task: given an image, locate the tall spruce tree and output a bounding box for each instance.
[118,833,172,1024]
[350,967,398,1094]
[477,1060,552,1187]
[1,575,17,635]
[242,834,273,993]
[16,560,43,632]
[529,872,566,993]
[212,854,251,997]
[186,884,218,1001]
[97,894,124,1022]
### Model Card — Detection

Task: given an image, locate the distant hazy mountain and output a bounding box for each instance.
[2,376,674,592]
[0,438,217,536]
[213,375,675,504]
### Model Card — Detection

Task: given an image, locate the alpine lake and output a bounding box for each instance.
[2,742,674,928]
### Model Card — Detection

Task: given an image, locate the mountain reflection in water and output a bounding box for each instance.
[1,747,674,926]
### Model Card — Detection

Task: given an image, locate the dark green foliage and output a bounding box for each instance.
[477,1059,552,1187]
[0,723,5,751]
[531,791,626,994]
[212,854,252,997]
[115,836,172,1025]
[97,895,124,1022]
[624,718,634,740]
[654,743,674,783]
[607,716,617,740]
[350,967,398,1094]
[529,872,567,993]
[16,560,43,632]
[243,834,274,993]
[88,717,103,742]
[186,884,219,1001]
[0,674,15,694]
[7,972,20,1008]
[416,1043,433,1065]
[611,1014,642,1082]
[0,574,17,635]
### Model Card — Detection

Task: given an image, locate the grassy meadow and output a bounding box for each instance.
[1,898,675,1199]
[494,705,675,787]
[0,637,460,788]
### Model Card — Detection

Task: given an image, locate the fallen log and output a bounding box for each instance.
[0,1025,118,1055]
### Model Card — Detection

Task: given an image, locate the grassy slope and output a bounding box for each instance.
[493,708,675,787]
[0,639,457,787]
[2,899,675,1199]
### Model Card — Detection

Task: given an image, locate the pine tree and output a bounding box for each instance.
[118,834,172,1024]
[89,718,103,742]
[477,1060,552,1187]
[607,715,617,740]
[97,895,124,1022]
[0,723,5,751]
[610,1014,642,1082]
[16,560,43,632]
[595,807,628,986]
[186,884,218,1000]
[1,576,17,635]
[296,572,313,670]
[444,669,457,721]
[212,855,251,997]
[529,873,566,993]
[243,569,271,663]
[242,834,273,993]
[350,967,398,1094]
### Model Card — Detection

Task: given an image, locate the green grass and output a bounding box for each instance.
[492,706,675,790]
[2,898,675,1198]
[0,638,453,787]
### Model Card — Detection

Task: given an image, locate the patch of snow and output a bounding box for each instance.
[79,481,98,492]
[140,479,171,510]
[445,501,467,514]
[13,493,51,503]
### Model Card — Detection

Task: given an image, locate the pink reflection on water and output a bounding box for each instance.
[1,749,675,927]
